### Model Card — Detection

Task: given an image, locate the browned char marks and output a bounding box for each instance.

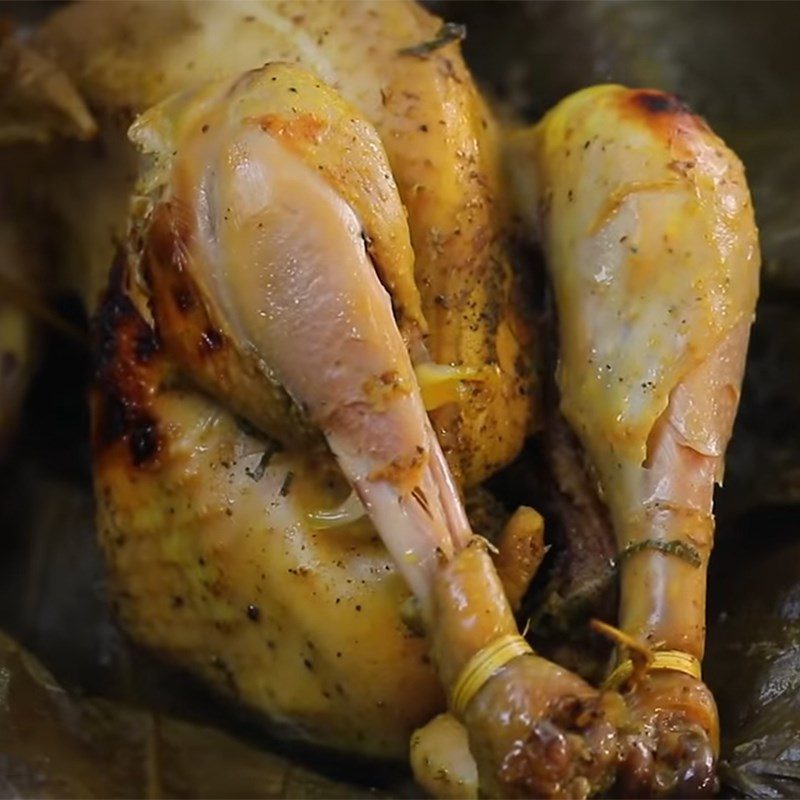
[630,89,692,117]
[620,88,710,150]
[254,112,326,148]
[144,201,230,371]
[92,254,165,468]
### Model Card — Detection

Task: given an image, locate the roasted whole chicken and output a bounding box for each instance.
[0,2,760,798]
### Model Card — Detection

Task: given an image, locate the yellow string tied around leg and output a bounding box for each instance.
[602,649,702,691]
[591,619,701,691]
[449,634,534,718]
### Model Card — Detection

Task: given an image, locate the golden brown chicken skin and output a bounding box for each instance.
[0,1,543,766]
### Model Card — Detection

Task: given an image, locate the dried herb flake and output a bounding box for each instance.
[398,22,466,57]
[245,440,281,482]
[280,470,295,497]
[615,539,702,568]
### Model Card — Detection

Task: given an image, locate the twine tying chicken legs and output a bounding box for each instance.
[450,634,534,718]
[602,650,702,692]
[592,619,701,691]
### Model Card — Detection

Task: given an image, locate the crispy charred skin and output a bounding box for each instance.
[92,255,165,469]
[508,85,759,797]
